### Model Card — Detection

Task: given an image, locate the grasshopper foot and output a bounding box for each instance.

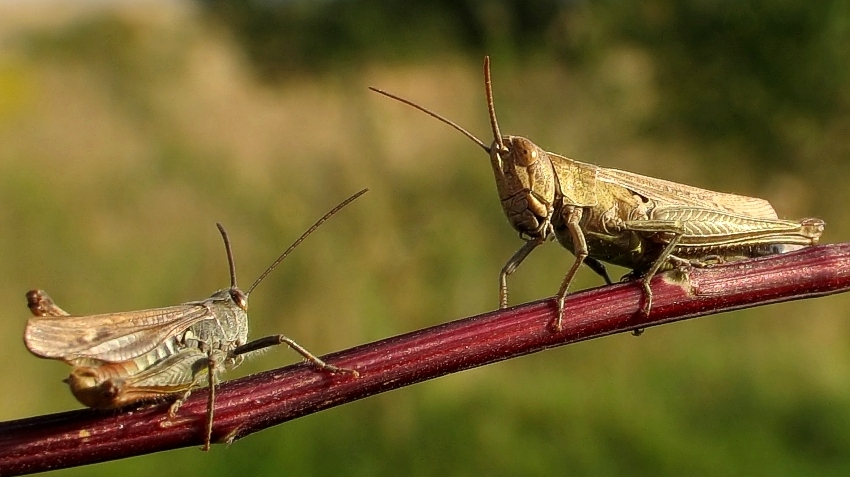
[319,363,360,379]
[634,280,653,322]
[617,270,653,332]
[548,296,567,333]
[668,255,719,269]
[168,391,191,419]
[619,269,642,282]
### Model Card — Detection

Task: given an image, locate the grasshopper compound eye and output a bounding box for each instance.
[230,288,248,311]
[511,137,540,167]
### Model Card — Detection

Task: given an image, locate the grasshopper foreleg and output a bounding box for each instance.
[231,335,359,377]
[499,238,545,309]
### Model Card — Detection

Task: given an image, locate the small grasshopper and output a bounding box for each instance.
[24,188,366,450]
[371,56,824,331]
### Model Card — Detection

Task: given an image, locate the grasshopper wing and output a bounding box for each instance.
[593,164,779,220]
[25,301,214,363]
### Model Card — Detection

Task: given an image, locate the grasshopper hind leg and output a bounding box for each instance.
[633,233,685,326]
[618,218,687,325]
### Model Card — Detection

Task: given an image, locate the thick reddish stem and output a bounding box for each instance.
[2,244,849,475]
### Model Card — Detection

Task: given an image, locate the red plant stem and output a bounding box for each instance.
[2,243,849,475]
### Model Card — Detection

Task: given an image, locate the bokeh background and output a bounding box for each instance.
[2,1,850,475]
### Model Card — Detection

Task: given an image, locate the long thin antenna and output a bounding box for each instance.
[216,223,238,289]
[246,188,369,296]
[483,56,506,153]
[368,87,491,153]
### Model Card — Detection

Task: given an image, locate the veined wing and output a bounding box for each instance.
[25,303,214,363]
[548,152,779,219]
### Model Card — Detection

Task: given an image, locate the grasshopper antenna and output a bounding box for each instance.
[246,188,368,296]
[216,223,238,289]
[483,56,507,154]
[368,87,490,153]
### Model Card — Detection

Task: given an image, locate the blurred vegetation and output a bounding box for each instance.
[0,0,849,476]
[199,0,850,171]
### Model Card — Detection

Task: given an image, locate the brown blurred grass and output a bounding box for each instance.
[1,3,850,476]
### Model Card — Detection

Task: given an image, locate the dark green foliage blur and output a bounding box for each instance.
[199,0,850,172]
[1,1,849,476]
[197,0,574,73]
[595,0,850,170]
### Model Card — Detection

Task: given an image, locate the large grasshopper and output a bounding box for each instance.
[371,57,824,331]
[24,189,366,450]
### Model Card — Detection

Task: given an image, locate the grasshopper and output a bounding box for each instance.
[370,56,824,331]
[24,189,366,450]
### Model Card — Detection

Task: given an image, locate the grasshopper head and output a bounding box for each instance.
[207,287,249,312]
[489,136,557,239]
[481,57,556,239]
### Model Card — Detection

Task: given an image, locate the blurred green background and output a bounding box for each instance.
[2,1,850,475]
